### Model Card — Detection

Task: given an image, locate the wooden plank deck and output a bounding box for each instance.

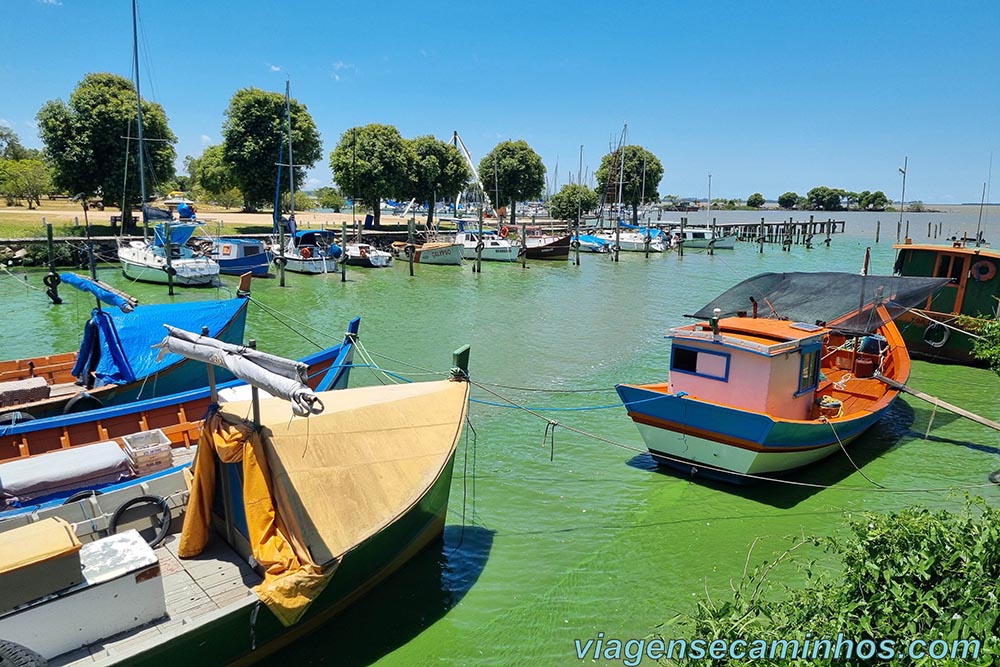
[51,533,259,665]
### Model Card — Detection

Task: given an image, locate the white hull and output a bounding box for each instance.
[669,228,738,250]
[415,244,464,265]
[344,243,392,267]
[118,246,220,286]
[595,232,667,252]
[634,423,851,475]
[279,255,338,274]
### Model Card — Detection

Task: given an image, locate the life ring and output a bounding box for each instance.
[971,260,996,282]
[499,226,509,239]
[0,410,35,426]
[922,322,950,348]
[63,488,103,505]
[300,247,312,259]
[273,256,287,268]
[62,391,103,415]
[109,494,172,548]
[570,240,581,249]
[0,639,47,667]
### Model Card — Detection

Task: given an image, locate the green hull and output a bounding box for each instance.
[113,455,456,666]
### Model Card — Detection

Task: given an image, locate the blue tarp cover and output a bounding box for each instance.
[152,223,201,248]
[73,299,247,386]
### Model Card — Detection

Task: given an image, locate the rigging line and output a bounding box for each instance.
[351,339,391,386]
[469,380,998,494]
[473,381,617,394]
[0,266,42,290]
[471,398,624,411]
[244,297,327,350]
[904,307,984,341]
[245,296,336,347]
[821,417,884,488]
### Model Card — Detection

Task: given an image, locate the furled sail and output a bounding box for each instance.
[153,327,323,416]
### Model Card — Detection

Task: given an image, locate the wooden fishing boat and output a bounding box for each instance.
[0,317,358,465]
[0,280,249,423]
[0,328,468,667]
[892,240,1000,365]
[616,272,949,480]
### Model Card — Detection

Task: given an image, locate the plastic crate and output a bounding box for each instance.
[122,429,172,473]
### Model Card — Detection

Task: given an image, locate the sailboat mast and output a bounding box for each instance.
[131,0,148,240]
[285,81,295,217]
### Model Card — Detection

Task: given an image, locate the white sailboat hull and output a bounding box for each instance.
[119,245,220,286]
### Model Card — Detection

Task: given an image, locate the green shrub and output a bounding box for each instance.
[666,497,999,665]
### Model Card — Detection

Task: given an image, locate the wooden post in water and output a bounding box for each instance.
[708,217,716,255]
[475,211,484,272]
[407,219,415,277]
[44,222,62,305]
[678,217,685,257]
[896,219,901,242]
[521,223,527,269]
[613,215,621,262]
[341,222,347,282]
[278,219,286,286]
[758,217,765,254]
[164,221,175,296]
[905,219,910,240]
[927,221,932,238]
[875,220,880,243]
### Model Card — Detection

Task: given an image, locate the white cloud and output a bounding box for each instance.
[330,61,355,82]
[0,119,12,129]
[200,135,211,146]
[269,64,281,72]
[39,0,62,5]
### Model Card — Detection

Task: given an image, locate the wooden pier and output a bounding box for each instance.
[713,216,846,246]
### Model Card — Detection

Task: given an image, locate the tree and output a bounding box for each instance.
[0,127,39,161]
[330,124,413,227]
[861,190,890,211]
[221,88,321,212]
[478,140,546,230]
[36,73,175,225]
[777,191,798,209]
[0,159,51,209]
[806,186,846,211]
[594,145,663,224]
[746,192,765,208]
[548,183,598,221]
[404,135,470,226]
[313,186,346,211]
[186,144,237,201]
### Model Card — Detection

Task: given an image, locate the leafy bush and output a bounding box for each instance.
[666,497,999,665]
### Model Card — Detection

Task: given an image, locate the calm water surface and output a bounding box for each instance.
[1,210,998,666]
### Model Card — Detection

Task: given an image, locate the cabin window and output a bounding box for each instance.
[797,344,821,395]
[221,244,232,256]
[244,246,259,256]
[692,232,706,239]
[933,254,965,282]
[670,345,730,382]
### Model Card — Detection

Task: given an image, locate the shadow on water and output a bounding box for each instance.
[271,524,495,666]
[624,398,918,509]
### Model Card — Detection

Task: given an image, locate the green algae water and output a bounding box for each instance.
[2,211,999,666]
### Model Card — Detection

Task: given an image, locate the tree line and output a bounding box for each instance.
[3,73,674,231]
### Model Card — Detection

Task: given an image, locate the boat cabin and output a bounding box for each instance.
[666,315,889,421]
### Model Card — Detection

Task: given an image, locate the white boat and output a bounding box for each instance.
[342,242,392,268]
[593,228,668,252]
[118,224,220,286]
[454,231,519,262]
[667,225,737,250]
[390,241,464,265]
[274,228,342,274]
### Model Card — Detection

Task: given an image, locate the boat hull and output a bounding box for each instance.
[119,249,220,286]
[82,451,455,667]
[523,235,571,260]
[278,255,339,274]
[616,385,892,477]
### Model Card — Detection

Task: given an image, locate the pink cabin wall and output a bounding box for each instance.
[668,339,816,419]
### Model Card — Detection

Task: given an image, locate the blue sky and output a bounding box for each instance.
[3,0,998,203]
